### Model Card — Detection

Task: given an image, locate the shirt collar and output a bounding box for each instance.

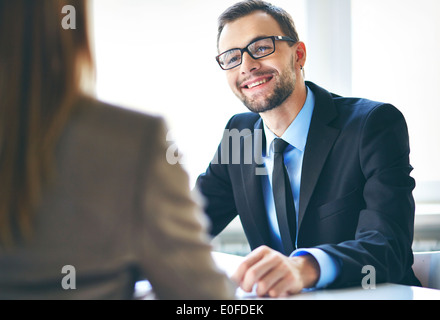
[263,85,315,155]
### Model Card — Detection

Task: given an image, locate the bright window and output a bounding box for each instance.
[351,0,440,199]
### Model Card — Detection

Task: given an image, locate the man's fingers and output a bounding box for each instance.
[255,266,287,296]
[268,274,301,297]
[233,248,319,297]
[241,252,281,292]
[231,246,271,286]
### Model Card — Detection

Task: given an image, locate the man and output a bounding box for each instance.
[196,0,420,297]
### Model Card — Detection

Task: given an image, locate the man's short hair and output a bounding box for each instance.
[217,0,299,50]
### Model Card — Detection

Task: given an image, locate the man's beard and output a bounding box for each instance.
[237,60,296,114]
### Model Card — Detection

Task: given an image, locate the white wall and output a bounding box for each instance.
[351,0,440,188]
[305,0,352,97]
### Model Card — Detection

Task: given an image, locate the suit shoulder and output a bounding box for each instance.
[73,96,164,135]
[225,112,261,130]
[65,96,167,156]
[333,96,404,121]
[79,97,162,125]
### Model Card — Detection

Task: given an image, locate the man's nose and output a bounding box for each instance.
[240,51,260,74]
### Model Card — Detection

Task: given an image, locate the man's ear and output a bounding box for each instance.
[295,41,307,66]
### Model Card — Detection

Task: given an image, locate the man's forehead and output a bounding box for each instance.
[218,11,284,52]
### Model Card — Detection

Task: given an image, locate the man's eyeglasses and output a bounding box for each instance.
[216,36,297,70]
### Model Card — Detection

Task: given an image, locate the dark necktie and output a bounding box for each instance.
[272,138,296,255]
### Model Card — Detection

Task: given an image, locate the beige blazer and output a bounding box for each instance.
[0,97,235,299]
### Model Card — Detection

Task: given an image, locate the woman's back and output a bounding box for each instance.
[0,97,235,299]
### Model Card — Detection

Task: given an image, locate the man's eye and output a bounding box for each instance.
[222,51,241,66]
[227,55,240,64]
[257,46,270,52]
[255,46,271,55]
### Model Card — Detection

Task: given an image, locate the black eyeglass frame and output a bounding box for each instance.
[216,35,297,70]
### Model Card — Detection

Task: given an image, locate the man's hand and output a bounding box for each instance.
[231,246,320,297]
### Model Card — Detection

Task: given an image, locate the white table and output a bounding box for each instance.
[211,251,440,300]
[135,252,440,300]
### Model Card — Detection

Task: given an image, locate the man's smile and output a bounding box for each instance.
[240,75,274,90]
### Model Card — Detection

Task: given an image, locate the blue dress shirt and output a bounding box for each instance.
[261,86,340,288]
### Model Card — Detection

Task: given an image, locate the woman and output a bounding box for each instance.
[0,0,235,299]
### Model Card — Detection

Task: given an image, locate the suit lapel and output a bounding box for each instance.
[236,82,341,248]
[298,82,340,229]
[239,119,274,249]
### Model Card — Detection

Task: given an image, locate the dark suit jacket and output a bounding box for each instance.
[196,81,420,288]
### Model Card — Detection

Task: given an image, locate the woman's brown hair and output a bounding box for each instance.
[0,0,94,246]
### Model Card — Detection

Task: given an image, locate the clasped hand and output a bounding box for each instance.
[231,246,320,298]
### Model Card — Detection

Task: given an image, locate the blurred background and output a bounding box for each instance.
[91,0,440,255]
